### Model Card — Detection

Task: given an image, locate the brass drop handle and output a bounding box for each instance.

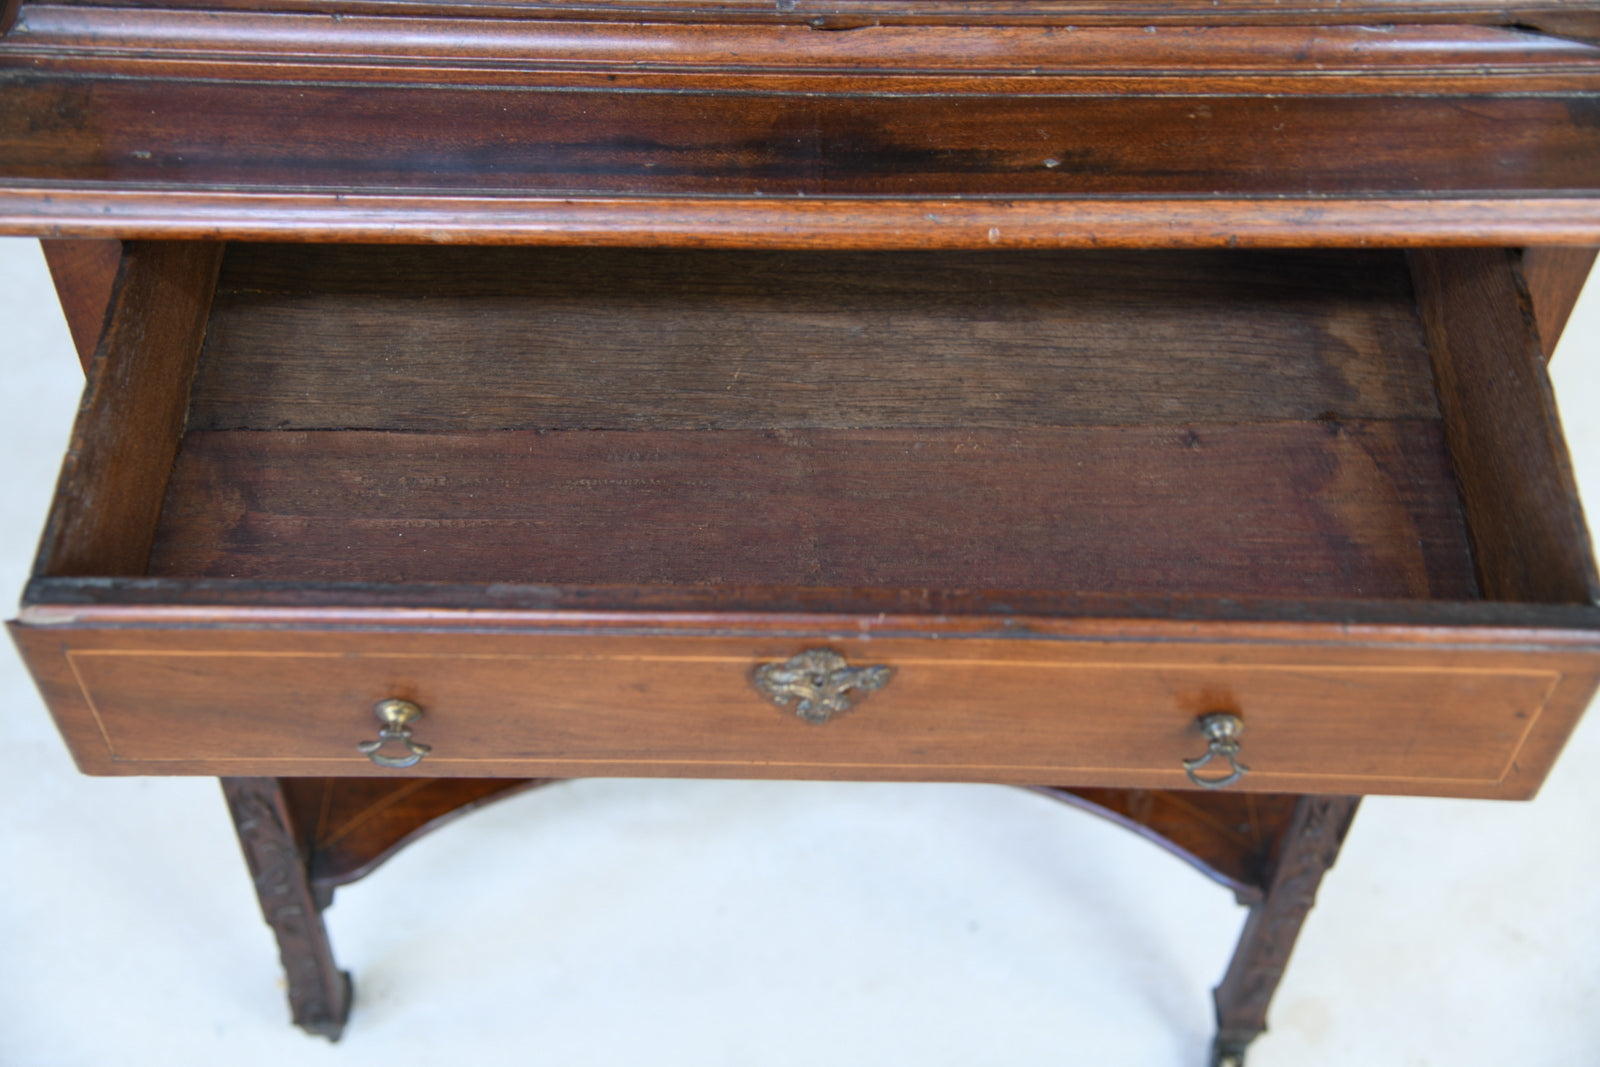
[1182,712,1249,789]
[358,698,432,769]
[753,649,891,724]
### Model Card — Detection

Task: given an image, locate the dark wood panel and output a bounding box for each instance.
[1523,245,1597,358]
[1410,249,1600,604]
[290,776,1294,902]
[218,777,350,1040]
[39,237,120,369]
[37,240,222,578]
[3,16,1599,243]
[1211,794,1361,1063]
[3,77,1599,200]
[1535,10,1600,46]
[280,777,557,891]
[1034,787,1300,904]
[190,247,1438,432]
[147,423,1475,598]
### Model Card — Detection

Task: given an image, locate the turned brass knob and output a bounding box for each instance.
[1182,712,1249,789]
[357,698,432,769]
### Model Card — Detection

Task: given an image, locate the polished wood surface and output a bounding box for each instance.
[9,13,1596,85]
[12,194,1600,249]
[1,12,1598,244]
[1032,788,1301,905]
[1525,246,1599,358]
[19,623,1598,798]
[220,778,351,1039]
[38,238,119,369]
[280,777,556,892]
[7,78,1593,200]
[14,0,1594,29]
[1209,795,1360,1066]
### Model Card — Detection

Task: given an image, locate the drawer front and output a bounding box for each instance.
[17,625,1594,798]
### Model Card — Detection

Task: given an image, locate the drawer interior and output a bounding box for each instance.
[19,240,1600,793]
[28,242,1598,614]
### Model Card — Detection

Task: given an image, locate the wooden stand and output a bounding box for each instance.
[221,776,1354,1061]
[219,778,353,1039]
[1207,796,1359,1067]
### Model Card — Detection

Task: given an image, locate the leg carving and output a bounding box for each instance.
[221,778,353,1041]
[1210,795,1359,1067]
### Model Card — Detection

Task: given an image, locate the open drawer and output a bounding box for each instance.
[11,240,1600,797]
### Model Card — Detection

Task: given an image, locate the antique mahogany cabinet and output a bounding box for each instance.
[3,0,1600,1062]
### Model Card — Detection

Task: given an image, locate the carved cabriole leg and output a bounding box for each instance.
[220,778,353,1041]
[1210,795,1360,1067]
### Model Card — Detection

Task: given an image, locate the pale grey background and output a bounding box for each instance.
[1,237,1596,1065]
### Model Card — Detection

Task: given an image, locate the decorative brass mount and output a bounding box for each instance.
[753,649,892,724]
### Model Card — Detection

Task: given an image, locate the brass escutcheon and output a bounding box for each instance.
[358,698,433,769]
[1182,712,1250,789]
[753,649,891,724]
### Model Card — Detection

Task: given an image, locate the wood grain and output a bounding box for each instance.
[146,423,1475,599]
[20,0,1597,26]
[1033,788,1300,904]
[1410,248,1600,605]
[1211,794,1360,1065]
[38,238,120,369]
[37,241,222,578]
[8,193,1600,249]
[21,586,1600,635]
[5,77,1598,201]
[291,777,1293,902]
[281,777,556,892]
[219,778,350,1040]
[10,11,1598,78]
[20,0,1597,29]
[34,629,1572,796]
[1523,246,1598,359]
[16,610,1599,796]
[189,246,1438,432]
[3,13,1598,245]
